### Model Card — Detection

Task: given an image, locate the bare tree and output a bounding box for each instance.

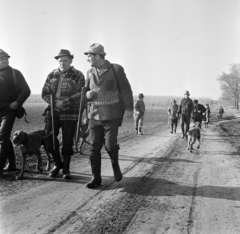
[218,63,240,110]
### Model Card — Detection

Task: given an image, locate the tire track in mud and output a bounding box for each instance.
[48,136,181,234]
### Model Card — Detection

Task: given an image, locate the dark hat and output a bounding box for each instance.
[194,99,198,104]
[55,49,74,60]
[0,49,10,59]
[184,90,190,96]
[172,99,176,102]
[138,93,144,98]
[84,43,106,56]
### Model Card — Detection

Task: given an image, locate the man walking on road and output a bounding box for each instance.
[84,43,133,188]
[134,93,145,135]
[167,99,179,134]
[0,49,31,178]
[177,90,194,139]
[192,99,206,127]
[42,49,85,179]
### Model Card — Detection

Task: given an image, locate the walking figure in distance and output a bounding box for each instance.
[134,93,145,135]
[167,99,179,133]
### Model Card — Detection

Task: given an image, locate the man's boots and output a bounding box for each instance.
[62,155,71,179]
[108,151,122,182]
[135,127,138,134]
[138,127,143,135]
[181,125,185,138]
[0,144,8,179]
[170,124,173,134]
[49,151,63,177]
[174,126,177,133]
[86,152,102,189]
[4,141,18,172]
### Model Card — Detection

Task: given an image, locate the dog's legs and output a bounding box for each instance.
[197,136,200,149]
[16,153,26,180]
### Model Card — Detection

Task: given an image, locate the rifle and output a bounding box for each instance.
[76,87,86,142]
[50,93,55,150]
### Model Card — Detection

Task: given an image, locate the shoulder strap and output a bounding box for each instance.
[110,64,122,95]
[12,68,18,92]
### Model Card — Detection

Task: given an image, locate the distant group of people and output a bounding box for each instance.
[0,44,134,188]
[167,90,214,139]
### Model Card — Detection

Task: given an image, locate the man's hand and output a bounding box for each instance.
[55,100,70,110]
[125,110,133,119]
[9,101,18,110]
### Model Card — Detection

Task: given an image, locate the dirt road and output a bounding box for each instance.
[1,118,240,234]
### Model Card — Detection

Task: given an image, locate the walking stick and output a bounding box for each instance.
[50,93,55,151]
[76,87,85,142]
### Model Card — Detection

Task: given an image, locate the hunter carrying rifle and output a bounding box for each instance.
[42,49,85,180]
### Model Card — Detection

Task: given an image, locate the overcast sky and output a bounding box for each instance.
[1,0,240,100]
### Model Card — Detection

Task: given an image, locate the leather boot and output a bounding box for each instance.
[4,141,18,172]
[174,126,177,133]
[108,151,122,182]
[86,152,102,189]
[49,151,63,177]
[0,144,8,178]
[62,155,71,179]
[138,127,143,135]
[135,127,138,134]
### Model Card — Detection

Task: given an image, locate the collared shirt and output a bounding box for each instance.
[42,66,85,121]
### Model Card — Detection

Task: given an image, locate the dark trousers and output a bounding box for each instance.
[46,112,77,157]
[89,119,119,154]
[180,114,191,135]
[0,107,16,170]
[170,118,178,130]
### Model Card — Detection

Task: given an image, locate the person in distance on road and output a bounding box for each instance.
[42,49,85,179]
[219,106,224,119]
[84,43,134,188]
[0,49,31,179]
[177,90,194,139]
[167,99,179,134]
[192,99,206,128]
[134,93,145,135]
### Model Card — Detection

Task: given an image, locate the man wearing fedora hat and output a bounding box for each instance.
[0,49,31,178]
[177,90,194,139]
[84,43,133,188]
[134,93,145,135]
[42,49,85,179]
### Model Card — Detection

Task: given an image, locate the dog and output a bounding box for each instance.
[186,121,201,153]
[12,130,51,180]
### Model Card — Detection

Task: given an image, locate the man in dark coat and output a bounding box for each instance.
[0,49,31,178]
[177,90,194,139]
[84,43,133,188]
[192,99,206,127]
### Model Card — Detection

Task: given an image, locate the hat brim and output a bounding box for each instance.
[55,55,74,60]
[84,51,106,56]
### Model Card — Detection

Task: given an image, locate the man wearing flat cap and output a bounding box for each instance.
[0,49,31,178]
[192,99,206,127]
[177,90,194,139]
[42,49,85,179]
[84,43,133,188]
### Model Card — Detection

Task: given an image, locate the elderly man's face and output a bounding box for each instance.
[184,94,189,99]
[0,56,9,69]
[58,56,72,72]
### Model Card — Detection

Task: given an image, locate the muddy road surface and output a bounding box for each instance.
[1,117,240,234]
